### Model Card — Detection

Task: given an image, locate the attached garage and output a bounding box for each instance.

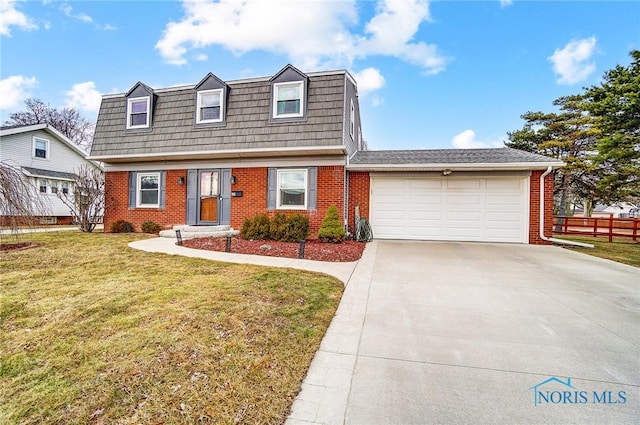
[369,173,529,243]
[347,148,565,245]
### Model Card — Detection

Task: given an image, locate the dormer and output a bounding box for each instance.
[269,64,308,123]
[125,82,154,131]
[194,73,229,127]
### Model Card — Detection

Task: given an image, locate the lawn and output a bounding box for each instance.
[554,234,640,267]
[0,232,344,424]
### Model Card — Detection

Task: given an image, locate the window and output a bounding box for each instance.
[273,82,303,118]
[62,181,69,195]
[277,169,307,209]
[33,137,49,159]
[51,180,59,194]
[349,99,355,139]
[196,89,223,123]
[127,97,150,129]
[137,173,160,207]
[39,179,47,193]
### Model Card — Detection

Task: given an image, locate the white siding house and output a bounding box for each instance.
[0,124,100,224]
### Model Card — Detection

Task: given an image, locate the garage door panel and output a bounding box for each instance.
[446,180,481,190]
[486,194,521,206]
[370,176,528,243]
[486,179,521,190]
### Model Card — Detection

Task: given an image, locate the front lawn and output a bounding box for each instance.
[0,232,343,424]
[554,234,640,267]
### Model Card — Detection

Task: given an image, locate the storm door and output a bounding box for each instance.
[198,170,220,224]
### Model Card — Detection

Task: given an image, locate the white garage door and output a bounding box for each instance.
[370,175,529,243]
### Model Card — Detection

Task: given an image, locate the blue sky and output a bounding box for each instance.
[1,0,638,150]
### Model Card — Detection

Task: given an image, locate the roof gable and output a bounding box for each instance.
[126,82,154,98]
[270,64,308,83]
[194,73,228,91]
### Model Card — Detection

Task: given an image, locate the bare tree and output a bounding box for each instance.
[0,161,48,238]
[3,99,95,150]
[58,165,105,233]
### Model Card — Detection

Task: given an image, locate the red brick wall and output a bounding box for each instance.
[347,171,370,234]
[104,170,187,232]
[230,166,345,238]
[529,170,554,244]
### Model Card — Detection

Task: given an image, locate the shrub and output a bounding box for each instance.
[283,213,310,242]
[110,219,134,233]
[240,213,271,240]
[269,213,289,241]
[318,205,346,243]
[141,220,162,234]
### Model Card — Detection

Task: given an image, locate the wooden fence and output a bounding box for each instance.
[553,215,639,242]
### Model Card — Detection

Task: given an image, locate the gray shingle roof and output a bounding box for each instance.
[350,148,562,165]
[90,71,350,159]
[22,167,76,180]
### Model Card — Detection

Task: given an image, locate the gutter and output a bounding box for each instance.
[539,166,594,248]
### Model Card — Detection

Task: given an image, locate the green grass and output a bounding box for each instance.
[554,234,640,267]
[0,232,343,424]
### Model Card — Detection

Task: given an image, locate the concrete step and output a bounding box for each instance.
[159,224,239,240]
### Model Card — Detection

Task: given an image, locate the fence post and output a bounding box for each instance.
[633,218,638,242]
[593,217,598,237]
[608,214,613,242]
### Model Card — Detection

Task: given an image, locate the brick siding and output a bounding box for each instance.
[529,170,554,244]
[230,165,345,237]
[104,170,187,232]
[346,171,370,234]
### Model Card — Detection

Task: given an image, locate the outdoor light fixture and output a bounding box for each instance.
[230,175,237,184]
[178,176,185,185]
[442,169,452,176]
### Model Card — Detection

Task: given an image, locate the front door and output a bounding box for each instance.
[198,169,220,224]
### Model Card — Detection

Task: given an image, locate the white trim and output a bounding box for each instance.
[349,99,355,139]
[276,168,308,210]
[347,161,564,171]
[273,81,304,118]
[196,88,224,123]
[126,96,151,129]
[102,156,346,172]
[136,172,160,208]
[32,136,50,160]
[100,70,350,99]
[88,145,347,162]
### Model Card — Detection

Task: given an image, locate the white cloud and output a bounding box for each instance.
[548,36,597,85]
[500,0,513,7]
[156,0,447,74]
[194,53,209,62]
[0,75,37,110]
[451,130,503,149]
[372,95,384,107]
[0,0,37,36]
[352,67,385,94]
[65,81,102,112]
[61,3,93,23]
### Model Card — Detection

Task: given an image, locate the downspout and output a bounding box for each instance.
[539,166,594,248]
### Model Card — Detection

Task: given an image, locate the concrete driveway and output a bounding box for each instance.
[287,241,640,424]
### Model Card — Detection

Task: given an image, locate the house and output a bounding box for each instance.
[0,123,100,225]
[89,64,563,244]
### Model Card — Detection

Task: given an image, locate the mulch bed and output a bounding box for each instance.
[0,242,40,253]
[182,237,366,262]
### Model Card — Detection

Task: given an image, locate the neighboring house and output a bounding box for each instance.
[571,202,639,218]
[90,64,563,244]
[0,124,99,225]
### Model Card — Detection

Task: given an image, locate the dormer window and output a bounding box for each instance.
[274,82,304,118]
[196,89,223,123]
[127,97,150,129]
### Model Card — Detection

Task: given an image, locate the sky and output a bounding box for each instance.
[1,0,639,151]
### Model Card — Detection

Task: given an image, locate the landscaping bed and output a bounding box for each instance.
[183,237,366,262]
